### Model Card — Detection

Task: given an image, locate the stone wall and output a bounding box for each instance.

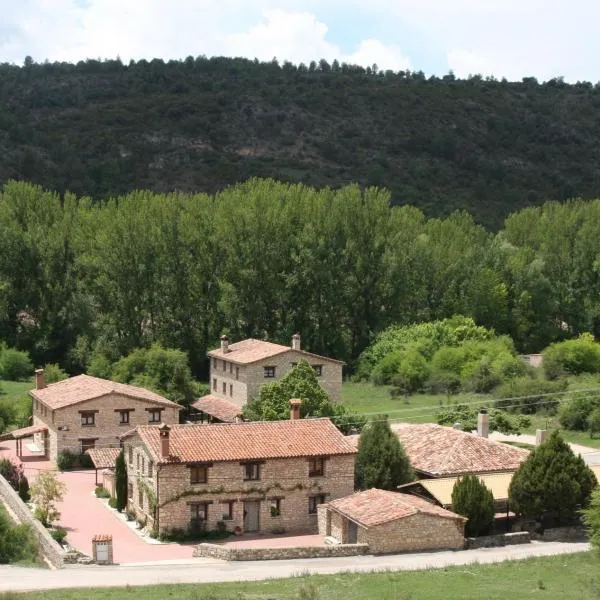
[0,473,65,568]
[530,526,588,542]
[194,542,369,561]
[360,512,465,554]
[465,531,531,549]
[33,392,180,461]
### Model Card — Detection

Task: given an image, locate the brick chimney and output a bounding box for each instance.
[35,368,46,390]
[291,333,301,351]
[477,409,489,438]
[159,423,171,458]
[289,399,302,420]
[220,335,230,354]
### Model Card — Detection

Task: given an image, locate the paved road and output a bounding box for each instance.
[0,541,590,592]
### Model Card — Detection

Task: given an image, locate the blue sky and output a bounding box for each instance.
[0,0,595,82]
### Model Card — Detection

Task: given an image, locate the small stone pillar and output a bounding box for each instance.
[535,429,547,446]
[92,534,113,565]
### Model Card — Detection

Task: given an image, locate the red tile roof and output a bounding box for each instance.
[208,338,344,365]
[327,489,466,528]
[123,418,356,464]
[391,423,528,477]
[85,447,121,470]
[190,395,242,423]
[0,424,48,441]
[30,374,181,410]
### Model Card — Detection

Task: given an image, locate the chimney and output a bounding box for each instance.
[535,429,547,446]
[477,409,489,438]
[291,333,301,351]
[289,398,302,420]
[35,368,46,390]
[159,423,170,458]
[220,335,230,354]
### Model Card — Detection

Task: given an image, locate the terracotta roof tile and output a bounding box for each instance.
[85,447,121,470]
[0,424,48,441]
[125,418,356,464]
[190,395,242,423]
[208,338,344,365]
[346,423,528,477]
[327,489,466,527]
[30,374,181,410]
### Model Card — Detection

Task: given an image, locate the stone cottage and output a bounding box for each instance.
[121,404,356,536]
[191,334,343,422]
[24,370,180,461]
[318,488,466,554]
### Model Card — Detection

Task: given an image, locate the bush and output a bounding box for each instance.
[451,474,495,537]
[56,449,93,471]
[424,369,461,395]
[494,377,567,414]
[49,527,67,545]
[43,363,68,384]
[543,333,600,379]
[436,404,530,435]
[582,487,600,555]
[115,450,127,512]
[0,459,30,502]
[391,347,430,394]
[108,496,118,509]
[95,486,110,498]
[588,407,600,439]
[0,505,39,564]
[0,345,33,381]
[558,393,600,431]
[371,351,403,385]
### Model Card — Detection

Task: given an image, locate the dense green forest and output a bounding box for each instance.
[1,178,600,379]
[2,57,600,228]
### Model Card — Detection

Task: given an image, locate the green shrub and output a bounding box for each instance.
[461,356,501,393]
[543,333,600,379]
[451,474,495,537]
[57,449,94,471]
[108,496,118,509]
[0,459,30,502]
[424,369,461,395]
[582,487,600,555]
[0,505,39,564]
[95,486,111,499]
[0,345,33,381]
[494,377,567,414]
[49,527,67,545]
[589,408,600,439]
[43,363,68,384]
[115,450,128,512]
[559,393,600,431]
[437,404,530,435]
[371,351,403,385]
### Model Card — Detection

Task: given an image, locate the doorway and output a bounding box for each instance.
[243,501,260,532]
[347,520,358,544]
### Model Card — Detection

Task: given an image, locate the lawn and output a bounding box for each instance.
[5,552,599,599]
[0,378,33,430]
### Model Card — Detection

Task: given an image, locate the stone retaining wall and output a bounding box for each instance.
[0,473,65,568]
[530,526,588,542]
[465,531,531,549]
[194,542,369,561]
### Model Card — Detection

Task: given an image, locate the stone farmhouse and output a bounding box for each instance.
[121,404,356,536]
[190,334,343,423]
[318,488,466,554]
[20,370,181,461]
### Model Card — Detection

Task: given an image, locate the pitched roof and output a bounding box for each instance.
[0,424,48,441]
[327,489,466,528]
[398,472,515,507]
[123,418,356,464]
[30,374,181,410]
[190,395,242,423]
[346,423,529,477]
[85,447,121,470]
[208,338,344,365]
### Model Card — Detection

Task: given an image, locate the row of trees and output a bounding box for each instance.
[4,181,600,379]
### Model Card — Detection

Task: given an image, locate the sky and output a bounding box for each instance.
[0,0,595,82]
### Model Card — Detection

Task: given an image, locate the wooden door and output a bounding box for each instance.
[243,501,260,532]
[347,520,358,544]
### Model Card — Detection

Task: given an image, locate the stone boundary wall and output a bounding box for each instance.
[0,473,65,568]
[465,531,531,549]
[194,542,370,561]
[530,526,588,542]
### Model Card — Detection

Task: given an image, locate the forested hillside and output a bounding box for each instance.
[1,179,600,379]
[2,57,600,227]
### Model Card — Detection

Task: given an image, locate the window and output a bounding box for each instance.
[222,360,226,372]
[308,494,326,514]
[312,364,323,376]
[222,501,234,521]
[80,438,96,453]
[147,409,162,423]
[80,412,96,427]
[213,378,217,391]
[213,358,217,369]
[270,498,281,517]
[141,456,145,473]
[263,366,276,378]
[118,410,130,425]
[235,367,239,380]
[309,457,325,477]
[190,502,208,521]
[230,363,233,374]
[137,453,140,470]
[128,483,133,499]
[190,465,208,484]
[243,462,260,481]
[128,446,133,464]
[229,383,233,397]
[148,461,154,478]
[138,489,144,509]
[222,381,226,394]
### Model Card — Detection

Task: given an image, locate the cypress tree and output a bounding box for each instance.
[115,450,128,512]
[451,474,495,536]
[509,430,596,523]
[355,416,414,490]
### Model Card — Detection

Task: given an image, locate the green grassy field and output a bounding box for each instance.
[0,378,33,429]
[4,552,599,600]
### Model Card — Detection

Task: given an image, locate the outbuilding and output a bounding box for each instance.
[318,488,466,554]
